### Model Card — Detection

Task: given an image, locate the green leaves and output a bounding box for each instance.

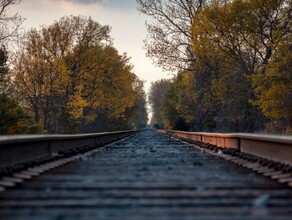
[0,46,9,93]
[0,94,31,134]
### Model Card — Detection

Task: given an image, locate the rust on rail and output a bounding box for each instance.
[160,130,292,165]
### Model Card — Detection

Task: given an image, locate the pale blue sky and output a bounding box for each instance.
[10,0,172,93]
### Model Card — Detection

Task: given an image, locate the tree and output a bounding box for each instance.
[0,46,9,93]
[191,0,292,133]
[0,45,32,134]
[0,0,24,44]
[143,0,291,133]
[13,16,112,132]
[252,41,292,134]
[160,81,180,130]
[192,0,292,74]
[211,58,261,132]
[0,94,31,134]
[108,78,148,131]
[158,69,216,132]
[137,0,206,71]
[0,1,31,134]
[148,79,171,127]
[130,79,148,129]
[159,78,191,131]
[0,0,24,93]
[13,16,145,133]
[79,77,148,132]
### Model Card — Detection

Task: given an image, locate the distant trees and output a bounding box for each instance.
[148,79,171,128]
[130,80,148,129]
[148,0,292,134]
[110,80,148,131]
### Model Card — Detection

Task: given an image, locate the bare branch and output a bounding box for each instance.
[0,0,24,45]
[137,0,206,71]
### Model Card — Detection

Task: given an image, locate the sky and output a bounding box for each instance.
[10,0,173,95]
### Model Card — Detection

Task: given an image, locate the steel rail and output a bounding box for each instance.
[1,129,291,219]
[160,130,292,165]
[0,130,139,169]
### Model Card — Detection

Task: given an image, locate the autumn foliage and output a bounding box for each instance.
[145,0,292,134]
[1,15,147,134]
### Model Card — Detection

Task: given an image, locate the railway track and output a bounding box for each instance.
[0,129,292,219]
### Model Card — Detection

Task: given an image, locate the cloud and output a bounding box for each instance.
[60,0,107,5]
[61,0,137,9]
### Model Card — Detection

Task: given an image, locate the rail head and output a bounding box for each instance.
[160,130,292,165]
[235,133,292,145]
[0,130,139,169]
[0,130,136,145]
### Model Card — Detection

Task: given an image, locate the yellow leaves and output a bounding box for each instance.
[192,0,292,73]
[66,85,88,120]
[254,81,291,119]
[252,38,292,123]
[13,15,144,133]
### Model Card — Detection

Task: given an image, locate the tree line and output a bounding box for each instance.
[141,0,292,134]
[0,1,147,134]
